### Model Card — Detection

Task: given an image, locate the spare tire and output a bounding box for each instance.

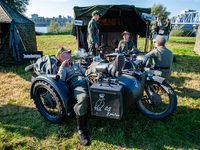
[25,64,35,72]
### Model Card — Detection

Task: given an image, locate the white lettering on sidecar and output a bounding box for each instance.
[104,106,120,117]
[94,94,105,111]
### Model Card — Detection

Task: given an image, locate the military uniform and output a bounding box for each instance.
[163,21,172,35]
[147,46,173,79]
[150,20,158,39]
[57,63,89,116]
[87,18,100,56]
[117,39,141,54]
[118,39,135,51]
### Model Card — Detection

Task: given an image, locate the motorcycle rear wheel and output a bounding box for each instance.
[136,80,177,120]
[32,81,66,124]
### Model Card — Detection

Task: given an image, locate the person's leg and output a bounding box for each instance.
[71,77,90,146]
[95,54,125,78]
[76,114,89,146]
[88,44,96,56]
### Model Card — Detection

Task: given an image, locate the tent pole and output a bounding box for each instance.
[144,23,149,53]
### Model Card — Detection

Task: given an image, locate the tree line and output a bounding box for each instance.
[47,20,74,33]
[4,0,195,36]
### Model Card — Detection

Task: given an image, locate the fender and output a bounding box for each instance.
[117,74,143,110]
[30,74,74,115]
[146,76,165,84]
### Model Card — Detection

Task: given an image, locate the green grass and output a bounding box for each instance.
[0,35,200,149]
[36,34,77,56]
[168,36,196,44]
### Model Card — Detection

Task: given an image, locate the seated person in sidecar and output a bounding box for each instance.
[55,47,125,146]
[117,31,141,54]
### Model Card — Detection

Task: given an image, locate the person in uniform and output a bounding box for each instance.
[146,35,173,79]
[117,31,141,54]
[163,18,172,36]
[150,17,158,40]
[157,17,162,34]
[87,10,101,56]
[56,47,124,146]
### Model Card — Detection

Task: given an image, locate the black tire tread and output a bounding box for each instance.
[33,81,66,124]
[136,81,177,120]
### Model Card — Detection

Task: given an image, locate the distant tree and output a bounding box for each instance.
[65,20,73,33]
[151,3,171,25]
[47,20,62,33]
[3,0,29,14]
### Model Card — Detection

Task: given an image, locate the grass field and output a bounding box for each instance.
[0,35,200,150]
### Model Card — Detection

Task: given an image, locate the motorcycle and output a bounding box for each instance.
[122,54,177,119]
[26,53,177,124]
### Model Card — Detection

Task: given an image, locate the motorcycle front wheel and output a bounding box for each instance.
[32,81,66,124]
[136,80,177,120]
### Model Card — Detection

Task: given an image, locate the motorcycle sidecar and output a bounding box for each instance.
[30,74,144,124]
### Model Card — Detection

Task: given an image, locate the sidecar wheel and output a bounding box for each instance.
[136,81,177,120]
[32,81,66,124]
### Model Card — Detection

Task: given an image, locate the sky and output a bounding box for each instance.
[25,0,200,19]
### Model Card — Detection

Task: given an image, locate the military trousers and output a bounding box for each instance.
[157,69,171,79]
[150,29,157,40]
[88,43,97,56]
[69,76,90,116]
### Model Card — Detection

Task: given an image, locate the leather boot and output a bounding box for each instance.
[108,54,125,78]
[76,115,90,146]
[95,54,125,78]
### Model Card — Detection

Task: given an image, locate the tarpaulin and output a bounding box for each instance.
[72,5,151,36]
[9,19,23,61]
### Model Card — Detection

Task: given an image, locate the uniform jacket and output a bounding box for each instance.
[57,62,87,82]
[87,18,100,45]
[164,21,172,34]
[150,20,158,31]
[147,46,173,79]
[118,39,135,51]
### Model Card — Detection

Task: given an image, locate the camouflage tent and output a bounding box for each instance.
[72,5,151,51]
[0,0,37,66]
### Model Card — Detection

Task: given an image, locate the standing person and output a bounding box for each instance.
[157,17,162,34]
[163,18,172,36]
[117,31,140,53]
[56,47,124,146]
[87,10,101,56]
[150,17,158,40]
[146,35,173,79]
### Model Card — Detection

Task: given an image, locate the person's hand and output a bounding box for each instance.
[62,59,70,67]
[95,43,98,48]
[150,66,154,70]
[87,63,92,70]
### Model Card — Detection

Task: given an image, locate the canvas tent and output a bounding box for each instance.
[0,0,37,65]
[72,5,151,52]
